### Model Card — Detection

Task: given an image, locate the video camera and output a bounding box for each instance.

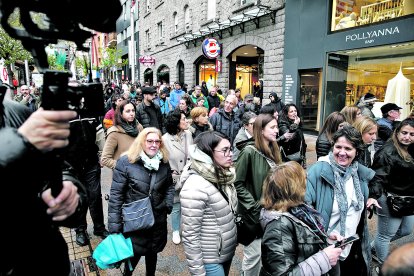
[0,0,122,196]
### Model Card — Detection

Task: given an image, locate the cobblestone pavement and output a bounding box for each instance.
[64,134,413,275]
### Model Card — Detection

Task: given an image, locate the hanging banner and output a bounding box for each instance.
[215,59,222,72]
[139,56,156,67]
[202,38,221,59]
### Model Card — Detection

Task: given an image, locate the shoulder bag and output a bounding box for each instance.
[122,174,156,233]
[386,192,414,217]
[280,141,303,163]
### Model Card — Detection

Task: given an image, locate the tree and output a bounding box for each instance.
[100,47,128,81]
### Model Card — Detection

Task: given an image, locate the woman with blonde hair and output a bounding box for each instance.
[261,161,342,275]
[108,127,174,276]
[352,116,378,167]
[189,106,212,139]
[340,105,362,125]
[235,113,282,275]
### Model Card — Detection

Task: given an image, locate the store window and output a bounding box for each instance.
[331,0,414,32]
[199,62,216,89]
[325,42,414,121]
[299,70,321,131]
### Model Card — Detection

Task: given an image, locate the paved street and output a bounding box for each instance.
[66,134,413,275]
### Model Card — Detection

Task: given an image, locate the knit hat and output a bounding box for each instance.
[381,103,402,114]
[362,93,377,103]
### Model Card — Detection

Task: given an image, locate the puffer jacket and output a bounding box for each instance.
[209,108,241,144]
[135,101,164,130]
[316,132,331,160]
[108,155,174,255]
[180,148,237,275]
[260,209,333,276]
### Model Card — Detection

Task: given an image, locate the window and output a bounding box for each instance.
[173,12,178,33]
[158,22,163,39]
[330,0,412,32]
[123,3,126,20]
[145,30,150,48]
[207,0,216,20]
[184,6,190,28]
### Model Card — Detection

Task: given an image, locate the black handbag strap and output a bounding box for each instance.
[148,173,156,196]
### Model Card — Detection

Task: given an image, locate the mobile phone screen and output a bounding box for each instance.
[335,234,360,248]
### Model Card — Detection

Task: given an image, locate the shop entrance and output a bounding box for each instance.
[195,56,216,90]
[157,64,170,84]
[143,68,153,85]
[299,70,321,131]
[228,45,264,99]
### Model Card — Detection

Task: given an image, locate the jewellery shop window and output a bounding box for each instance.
[330,0,414,32]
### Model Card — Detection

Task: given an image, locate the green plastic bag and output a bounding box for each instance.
[92,233,134,269]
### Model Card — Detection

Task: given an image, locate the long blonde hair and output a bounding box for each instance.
[126,127,169,163]
[253,114,282,164]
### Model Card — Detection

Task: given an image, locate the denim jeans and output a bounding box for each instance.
[204,259,232,276]
[242,238,261,276]
[373,194,414,263]
[171,202,181,232]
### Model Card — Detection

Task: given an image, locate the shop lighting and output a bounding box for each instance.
[404,67,414,70]
[390,43,411,48]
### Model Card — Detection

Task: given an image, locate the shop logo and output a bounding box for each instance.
[139,56,156,67]
[345,26,400,44]
[202,38,221,59]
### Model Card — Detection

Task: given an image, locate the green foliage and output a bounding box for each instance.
[0,27,33,66]
[100,47,128,70]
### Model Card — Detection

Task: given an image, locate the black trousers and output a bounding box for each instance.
[76,163,106,232]
[124,253,158,276]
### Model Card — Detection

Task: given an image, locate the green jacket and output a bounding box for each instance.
[235,143,271,215]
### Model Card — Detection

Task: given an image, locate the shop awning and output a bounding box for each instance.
[176,5,277,45]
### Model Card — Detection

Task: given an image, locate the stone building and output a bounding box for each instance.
[138,0,285,100]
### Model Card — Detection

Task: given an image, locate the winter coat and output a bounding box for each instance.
[260,210,333,276]
[101,124,142,169]
[136,102,164,130]
[209,108,242,144]
[316,132,332,160]
[305,159,375,274]
[278,115,307,166]
[180,159,237,275]
[207,95,220,112]
[374,118,399,151]
[188,123,212,139]
[154,97,170,116]
[162,131,193,203]
[369,139,414,199]
[0,100,87,275]
[232,127,250,162]
[108,156,174,255]
[234,142,273,239]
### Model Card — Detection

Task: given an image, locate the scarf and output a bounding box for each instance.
[119,118,139,137]
[191,159,238,213]
[140,151,163,171]
[328,152,364,236]
[289,204,327,241]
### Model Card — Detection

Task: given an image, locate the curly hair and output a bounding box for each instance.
[332,125,365,159]
[165,109,184,135]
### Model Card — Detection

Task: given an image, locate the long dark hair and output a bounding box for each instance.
[114,100,136,126]
[194,131,230,180]
[392,118,414,162]
[319,111,346,142]
[280,103,302,124]
[253,114,282,163]
[165,109,184,135]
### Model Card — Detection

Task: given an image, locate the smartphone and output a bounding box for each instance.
[334,234,360,248]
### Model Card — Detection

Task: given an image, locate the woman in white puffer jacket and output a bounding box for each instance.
[180,131,238,276]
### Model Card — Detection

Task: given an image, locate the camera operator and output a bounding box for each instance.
[0,83,87,275]
[65,81,109,246]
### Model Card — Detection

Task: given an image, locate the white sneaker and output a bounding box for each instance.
[172,231,181,244]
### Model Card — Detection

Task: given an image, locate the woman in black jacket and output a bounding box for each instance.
[316,111,347,160]
[261,161,342,275]
[369,118,414,266]
[278,103,307,167]
[108,127,174,276]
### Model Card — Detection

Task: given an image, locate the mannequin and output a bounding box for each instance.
[384,65,410,119]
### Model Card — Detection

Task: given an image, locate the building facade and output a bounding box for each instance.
[138,0,285,100]
[284,0,414,132]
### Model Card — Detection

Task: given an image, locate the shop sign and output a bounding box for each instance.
[202,38,221,59]
[139,56,156,67]
[0,59,8,83]
[215,59,222,72]
[345,26,399,45]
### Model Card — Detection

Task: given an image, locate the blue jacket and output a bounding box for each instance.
[305,159,375,274]
[169,89,185,109]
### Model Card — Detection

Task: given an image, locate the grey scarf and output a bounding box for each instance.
[328,152,364,236]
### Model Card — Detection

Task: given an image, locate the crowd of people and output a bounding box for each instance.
[4,78,414,276]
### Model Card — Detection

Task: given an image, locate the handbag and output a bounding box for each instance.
[386,192,414,217]
[92,233,134,269]
[280,141,303,162]
[235,205,263,246]
[122,174,156,233]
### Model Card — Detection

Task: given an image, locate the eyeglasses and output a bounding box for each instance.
[214,146,233,157]
[146,139,161,146]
